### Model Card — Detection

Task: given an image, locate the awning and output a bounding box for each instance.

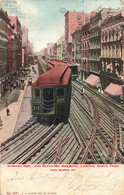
[85,74,100,86]
[104,83,122,96]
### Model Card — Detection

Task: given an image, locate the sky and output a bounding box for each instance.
[0,0,123,52]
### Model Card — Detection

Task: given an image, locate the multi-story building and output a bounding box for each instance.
[0,8,10,98]
[9,16,22,71]
[28,41,34,65]
[89,8,119,77]
[65,10,95,61]
[7,22,13,73]
[22,28,29,66]
[56,35,65,60]
[42,48,48,60]
[81,22,90,80]
[100,9,124,99]
[72,28,81,64]
[47,42,54,59]
[53,43,57,59]
[7,21,17,88]
[28,42,34,54]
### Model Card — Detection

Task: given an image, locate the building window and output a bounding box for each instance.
[57,88,65,101]
[85,17,88,22]
[77,15,81,20]
[78,21,82,26]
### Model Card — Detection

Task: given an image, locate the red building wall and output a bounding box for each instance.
[65,10,96,60]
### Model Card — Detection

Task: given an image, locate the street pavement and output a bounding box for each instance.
[0,75,27,111]
[0,64,39,144]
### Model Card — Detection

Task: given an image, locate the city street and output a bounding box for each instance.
[0,64,39,143]
[14,64,39,133]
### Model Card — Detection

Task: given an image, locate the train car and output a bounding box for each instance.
[67,61,78,80]
[31,64,71,122]
[47,59,78,80]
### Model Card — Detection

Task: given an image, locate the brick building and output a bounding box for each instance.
[7,20,17,88]
[65,10,95,61]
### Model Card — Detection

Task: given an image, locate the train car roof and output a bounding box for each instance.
[32,65,71,86]
[47,59,78,69]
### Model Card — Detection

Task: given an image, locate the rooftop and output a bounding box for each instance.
[32,64,71,86]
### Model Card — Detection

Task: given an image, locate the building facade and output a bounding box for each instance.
[100,9,124,90]
[65,10,95,61]
[81,22,90,80]
[28,41,34,65]
[53,43,57,59]
[22,28,29,66]
[9,16,22,71]
[47,42,54,59]
[72,29,81,63]
[89,8,119,77]
[42,48,48,60]
[7,21,17,89]
[101,10,124,88]
[0,8,10,98]
[56,35,65,60]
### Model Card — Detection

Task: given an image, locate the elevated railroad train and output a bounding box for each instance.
[31,62,71,122]
[46,59,78,80]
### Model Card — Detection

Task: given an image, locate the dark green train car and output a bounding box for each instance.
[31,65,71,122]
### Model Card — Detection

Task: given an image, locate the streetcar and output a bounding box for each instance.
[46,59,78,80]
[31,62,71,122]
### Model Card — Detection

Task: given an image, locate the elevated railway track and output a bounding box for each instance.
[0,80,124,164]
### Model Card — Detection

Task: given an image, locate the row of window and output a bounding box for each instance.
[101,45,121,58]
[90,30,100,37]
[89,63,100,72]
[101,29,122,42]
[82,41,90,48]
[101,61,122,75]
[34,88,65,101]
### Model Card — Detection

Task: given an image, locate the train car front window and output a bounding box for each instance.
[34,88,40,100]
[57,88,65,101]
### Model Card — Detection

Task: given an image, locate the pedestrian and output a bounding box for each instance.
[6,98,8,107]
[22,85,24,90]
[6,108,10,116]
[0,116,3,127]
[16,81,18,87]
[13,82,16,89]
[81,86,84,97]
[10,88,12,93]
